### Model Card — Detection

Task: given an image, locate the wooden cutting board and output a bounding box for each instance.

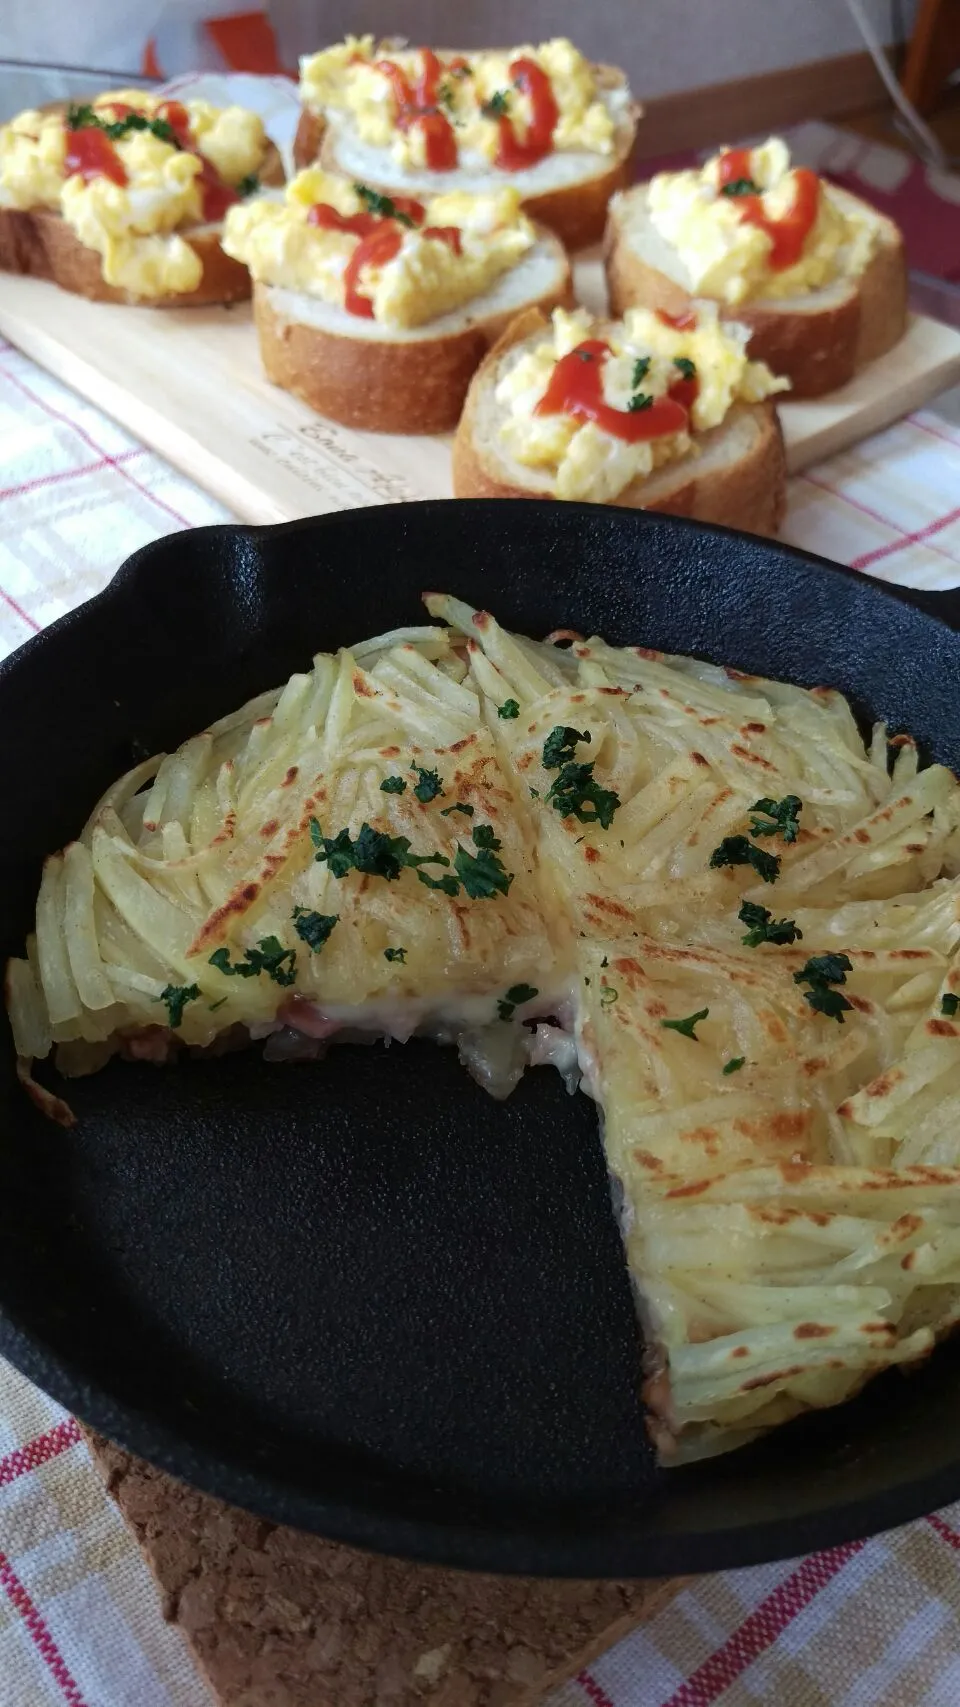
[2,250,960,527]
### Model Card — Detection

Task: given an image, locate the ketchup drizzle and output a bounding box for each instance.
[64,127,126,186]
[716,147,821,271]
[372,50,457,171]
[534,341,689,442]
[494,56,559,170]
[343,223,403,317]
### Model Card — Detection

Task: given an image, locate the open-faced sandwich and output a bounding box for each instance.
[0,89,283,305]
[452,301,788,530]
[605,138,907,397]
[221,168,573,433]
[293,36,639,249]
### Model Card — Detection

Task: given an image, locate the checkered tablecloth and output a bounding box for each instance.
[5,333,960,1707]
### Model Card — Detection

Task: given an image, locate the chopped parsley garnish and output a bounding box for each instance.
[208,996,228,1012]
[543,725,590,769]
[497,982,539,1020]
[794,953,853,1024]
[529,787,540,799]
[453,841,513,900]
[709,835,781,883]
[661,1007,709,1040]
[546,762,621,828]
[417,870,461,896]
[541,723,617,825]
[627,393,654,412]
[157,983,199,1029]
[441,801,474,817]
[310,825,361,878]
[209,936,297,986]
[674,356,696,381]
[411,765,444,803]
[67,104,180,146]
[481,90,510,117]
[380,775,406,794]
[749,795,803,844]
[941,992,960,1017]
[310,819,448,883]
[721,176,759,196]
[384,946,407,963]
[292,908,338,953]
[237,172,260,197]
[804,985,853,1022]
[309,816,511,901]
[354,183,418,226]
[723,1056,746,1074]
[632,356,651,388]
[600,986,619,1008]
[738,900,802,948]
[795,953,852,988]
[472,822,501,851]
[498,698,520,720]
[451,62,472,77]
[209,948,254,978]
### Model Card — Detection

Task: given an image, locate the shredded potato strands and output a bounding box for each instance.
[9,596,960,1461]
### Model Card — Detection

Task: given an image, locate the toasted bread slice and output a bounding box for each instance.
[253,229,574,433]
[604,182,907,398]
[452,309,786,534]
[293,66,639,250]
[0,138,284,307]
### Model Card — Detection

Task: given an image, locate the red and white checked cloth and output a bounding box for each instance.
[4,334,960,1707]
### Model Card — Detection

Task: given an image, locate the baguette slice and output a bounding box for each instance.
[452,309,786,534]
[605,182,907,398]
[253,228,574,434]
[293,65,639,251]
[0,137,284,307]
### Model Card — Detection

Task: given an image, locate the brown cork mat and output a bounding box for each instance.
[83,1430,683,1707]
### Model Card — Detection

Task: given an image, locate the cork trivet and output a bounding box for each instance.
[83,1430,683,1707]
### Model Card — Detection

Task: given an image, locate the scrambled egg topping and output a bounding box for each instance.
[496,304,788,503]
[299,36,619,170]
[646,138,877,307]
[222,168,536,328]
[0,90,266,297]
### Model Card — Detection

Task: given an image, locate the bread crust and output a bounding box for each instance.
[0,138,284,307]
[294,64,638,249]
[604,184,908,399]
[253,238,575,434]
[293,106,325,171]
[451,310,786,535]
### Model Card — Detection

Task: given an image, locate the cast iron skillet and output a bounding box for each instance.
[3,500,960,1579]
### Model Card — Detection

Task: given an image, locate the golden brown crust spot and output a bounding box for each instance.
[634,1149,664,1172]
[665,1177,712,1199]
[189,882,261,955]
[730,744,776,770]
